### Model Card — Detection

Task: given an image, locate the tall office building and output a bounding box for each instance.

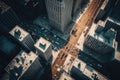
[0,35,21,76]
[109,0,120,22]
[2,0,47,21]
[34,37,52,61]
[94,0,120,23]
[84,24,117,63]
[72,0,82,16]
[0,35,20,60]
[72,0,89,17]
[0,22,10,35]
[0,0,20,30]
[5,51,42,80]
[9,25,35,51]
[45,0,73,33]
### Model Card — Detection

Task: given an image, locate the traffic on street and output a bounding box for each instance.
[19,23,67,51]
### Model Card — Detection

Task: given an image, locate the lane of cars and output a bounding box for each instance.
[19,23,67,51]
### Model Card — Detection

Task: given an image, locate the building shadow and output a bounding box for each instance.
[83,45,115,64]
[36,56,53,80]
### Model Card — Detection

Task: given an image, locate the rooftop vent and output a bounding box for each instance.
[39,43,46,50]
[30,60,32,64]
[14,29,21,39]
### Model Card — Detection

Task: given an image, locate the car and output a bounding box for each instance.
[97,64,102,68]
[41,27,44,30]
[51,40,54,43]
[66,47,68,49]
[54,47,58,51]
[34,29,37,32]
[56,38,59,40]
[44,34,47,37]
[46,37,49,40]
[54,35,57,37]
[27,29,31,32]
[32,32,36,36]
[44,29,47,32]
[55,41,60,45]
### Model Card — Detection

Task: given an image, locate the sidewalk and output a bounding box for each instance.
[52,50,60,65]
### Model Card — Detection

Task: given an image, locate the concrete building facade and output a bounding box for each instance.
[0,0,20,30]
[34,37,52,61]
[83,23,117,63]
[9,25,35,51]
[72,0,82,16]
[5,51,42,80]
[45,0,73,33]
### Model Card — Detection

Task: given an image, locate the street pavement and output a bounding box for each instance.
[52,0,105,80]
[19,23,67,51]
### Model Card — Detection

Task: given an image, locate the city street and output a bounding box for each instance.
[19,23,67,51]
[1,0,120,80]
[52,0,105,80]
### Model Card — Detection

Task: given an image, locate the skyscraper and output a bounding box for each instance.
[45,0,73,33]
[72,0,82,16]
[2,0,47,21]
[9,25,35,52]
[0,0,20,30]
[84,24,117,63]
[0,35,21,77]
[5,51,42,80]
[34,37,52,61]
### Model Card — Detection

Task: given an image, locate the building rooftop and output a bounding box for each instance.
[71,58,86,72]
[71,56,109,80]
[59,72,74,80]
[0,0,10,14]
[78,51,111,78]
[5,51,38,80]
[63,54,72,73]
[71,66,91,80]
[9,25,29,42]
[109,0,120,22]
[34,37,51,53]
[84,23,116,62]
[101,0,109,10]
[105,19,120,29]
[89,23,116,48]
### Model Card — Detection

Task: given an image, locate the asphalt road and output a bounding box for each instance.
[52,0,105,80]
[19,23,67,51]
